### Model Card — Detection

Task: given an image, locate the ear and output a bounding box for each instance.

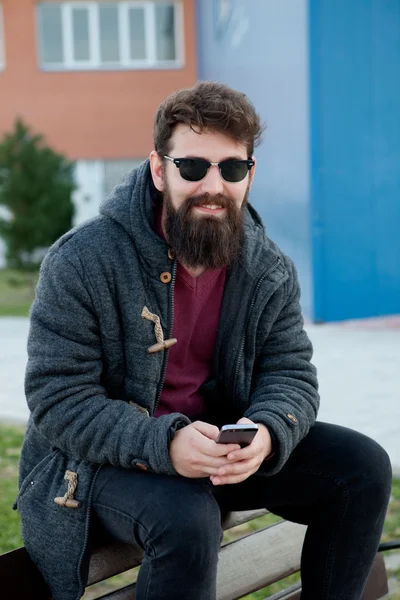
[149,151,165,192]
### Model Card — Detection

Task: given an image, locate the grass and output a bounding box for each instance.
[0,424,25,552]
[1,423,399,598]
[0,268,37,316]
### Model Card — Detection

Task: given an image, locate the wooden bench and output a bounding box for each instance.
[0,510,390,599]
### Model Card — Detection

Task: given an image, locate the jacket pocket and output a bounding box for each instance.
[13,449,60,509]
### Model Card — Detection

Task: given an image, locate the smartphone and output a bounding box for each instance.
[216,424,259,448]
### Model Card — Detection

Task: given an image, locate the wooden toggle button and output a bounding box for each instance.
[54,497,82,508]
[147,338,177,354]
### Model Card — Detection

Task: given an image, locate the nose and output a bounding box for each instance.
[200,164,224,195]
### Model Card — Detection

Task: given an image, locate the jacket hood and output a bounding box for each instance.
[99,159,281,278]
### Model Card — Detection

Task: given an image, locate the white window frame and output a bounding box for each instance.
[0,4,5,71]
[37,1,184,71]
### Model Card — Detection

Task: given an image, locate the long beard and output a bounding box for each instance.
[163,186,248,270]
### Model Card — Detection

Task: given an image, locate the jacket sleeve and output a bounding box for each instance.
[25,248,190,475]
[244,259,319,475]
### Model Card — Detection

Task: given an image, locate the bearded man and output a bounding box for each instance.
[16,81,391,600]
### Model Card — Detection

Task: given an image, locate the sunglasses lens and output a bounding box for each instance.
[179,159,208,182]
[220,161,249,183]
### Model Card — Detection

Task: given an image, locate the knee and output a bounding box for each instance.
[351,436,392,507]
[173,486,222,547]
[147,484,222,561]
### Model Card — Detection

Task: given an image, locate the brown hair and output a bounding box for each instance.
[153,81,264,158]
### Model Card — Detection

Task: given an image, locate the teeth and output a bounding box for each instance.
[200,205,222,210]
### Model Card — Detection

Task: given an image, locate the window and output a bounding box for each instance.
[0,4,5,70]
[36,2,182,71]
[73,159,143,226]
[99,4,119,63]
[103,159,142,197]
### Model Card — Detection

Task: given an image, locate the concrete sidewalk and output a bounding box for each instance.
[1,316,399,472]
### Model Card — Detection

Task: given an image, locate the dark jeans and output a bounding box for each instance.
[91,422,392,600]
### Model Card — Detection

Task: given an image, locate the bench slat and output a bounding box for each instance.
[88,542,143,586]
[221,509,268,530]
[96,582,136,599]
[267,584,302,600]
[216,521,306,600]
[361,554,388,600]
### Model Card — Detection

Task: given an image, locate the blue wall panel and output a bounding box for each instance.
[372,0,400,317]
[196,0,313,317]
[310,0,400,321]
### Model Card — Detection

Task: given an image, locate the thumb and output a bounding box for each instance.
[192,421,220,441]
[237,417,254,425]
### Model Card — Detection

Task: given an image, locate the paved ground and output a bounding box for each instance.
[1,315,399,473]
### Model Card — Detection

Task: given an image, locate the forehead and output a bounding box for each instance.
[169,124,247,161]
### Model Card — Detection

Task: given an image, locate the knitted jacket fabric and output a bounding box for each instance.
[15,160,319,600]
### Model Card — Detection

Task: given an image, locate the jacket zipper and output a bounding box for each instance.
[76,464,102,600]
[232,257,280,398]
[153,259,178,416]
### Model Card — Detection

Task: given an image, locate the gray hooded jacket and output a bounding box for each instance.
[15,160,319,600]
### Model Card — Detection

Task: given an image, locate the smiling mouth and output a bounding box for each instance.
[195,204,226,212]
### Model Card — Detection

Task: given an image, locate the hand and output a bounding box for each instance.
[169,421,241,478]
[210,418,272,486]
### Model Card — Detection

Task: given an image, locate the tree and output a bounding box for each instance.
[0,118,75,281]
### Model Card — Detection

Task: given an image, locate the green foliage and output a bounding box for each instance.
[0,118,75,271]
[383,478,400,543]
[0,268,37,315]
[0,424,24,553]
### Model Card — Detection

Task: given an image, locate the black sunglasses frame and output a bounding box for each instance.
[164,155,255,183]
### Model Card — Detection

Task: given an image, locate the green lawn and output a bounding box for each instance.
[0,269,37,316]
[0,424,25,552]
[1,424,399,598]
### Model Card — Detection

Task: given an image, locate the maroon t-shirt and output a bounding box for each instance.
[154,207,226,419]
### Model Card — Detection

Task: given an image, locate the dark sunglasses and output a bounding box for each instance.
[164,155,254,183]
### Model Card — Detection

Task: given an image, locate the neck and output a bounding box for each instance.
[182,265,207,278]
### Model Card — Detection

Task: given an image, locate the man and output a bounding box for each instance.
[16,81,391,600]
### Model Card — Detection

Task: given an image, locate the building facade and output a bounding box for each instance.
[197,0,400,322]
[1,0,399,322]
[0,0,197,260]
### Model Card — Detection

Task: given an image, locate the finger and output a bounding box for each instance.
[195,464,232,476]
[217,458,257,478]
[197,436,241,458]
[236,417,254,425]
[213,442,242,457]
[211,468,258,486]
[192,421,220,441]
[194,456,233,470]
[226,443,259,462]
